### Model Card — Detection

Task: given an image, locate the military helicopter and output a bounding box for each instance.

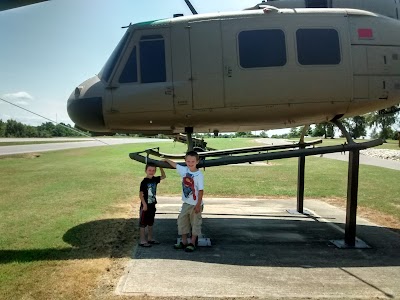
[67,0,399,134]
[9,0,395,247]
[65,0,400,165]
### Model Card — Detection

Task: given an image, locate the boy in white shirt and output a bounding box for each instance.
[164,151,204,252]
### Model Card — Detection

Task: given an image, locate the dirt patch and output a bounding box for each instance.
[320,197,400,230]
[0,153,41,159]
[34,201,140,300]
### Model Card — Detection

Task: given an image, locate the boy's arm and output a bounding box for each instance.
[194,190,204,213]
[139,191,147,211]
[159,167,166,180]
[163,158,177,169]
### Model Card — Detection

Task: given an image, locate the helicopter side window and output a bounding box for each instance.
[139,35,166,83]
[119,46,138,83]
[238,29,286,68]
[296,29,340,65]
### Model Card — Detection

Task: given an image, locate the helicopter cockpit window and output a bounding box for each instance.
[296,29,340,65]
[99,30,130,83]
[119,46,138,83]
[238,29,286,68]
[139,35,166,83]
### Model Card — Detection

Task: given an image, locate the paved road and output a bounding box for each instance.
[117,197,400,298]
[2,137,399,171]
[0,138,171,156]
[320,151,400,171]
[256,138,400,171]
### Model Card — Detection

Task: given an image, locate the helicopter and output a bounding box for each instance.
[66,0,400,142]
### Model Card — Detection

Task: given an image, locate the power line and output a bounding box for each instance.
[0,96,110,145]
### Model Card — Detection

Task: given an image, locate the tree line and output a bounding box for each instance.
[1,105,399,139]
[279,106,400,140]
[0,119,80,138]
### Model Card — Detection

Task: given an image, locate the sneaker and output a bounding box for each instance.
[184,243,195,252]
[173,242,186,250]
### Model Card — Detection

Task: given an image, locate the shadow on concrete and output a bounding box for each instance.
[133,217,400,268]
[1,216,399,267]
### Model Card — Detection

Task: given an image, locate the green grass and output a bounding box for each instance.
[0,138,399,297]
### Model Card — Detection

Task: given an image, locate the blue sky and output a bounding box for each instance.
[0,0,289,134]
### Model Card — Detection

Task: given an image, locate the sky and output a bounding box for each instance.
[0,0,289,135]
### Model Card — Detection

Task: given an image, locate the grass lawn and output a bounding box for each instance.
[0,138,399,299]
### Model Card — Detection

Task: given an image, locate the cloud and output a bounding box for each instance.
[1,91,34,106]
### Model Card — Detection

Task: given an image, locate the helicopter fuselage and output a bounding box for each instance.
[68,8,400,134]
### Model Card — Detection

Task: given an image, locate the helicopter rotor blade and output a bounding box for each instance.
[184,0,198,15]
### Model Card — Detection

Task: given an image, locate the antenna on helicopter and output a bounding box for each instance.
[184,0,198,14]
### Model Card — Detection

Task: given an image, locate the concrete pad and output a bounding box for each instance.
[116,197,400,299]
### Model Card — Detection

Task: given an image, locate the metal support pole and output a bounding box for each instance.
[297,125,309,213]
[345,150,360,247]
[185,127,194,152]
[297,150,305,213]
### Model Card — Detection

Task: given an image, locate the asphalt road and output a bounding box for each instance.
[256,138,400,171]
[1,137,399,171]
[320,151,400,171]
[0,137,171,156]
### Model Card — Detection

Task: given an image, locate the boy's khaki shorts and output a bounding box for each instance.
[177,203,203,236]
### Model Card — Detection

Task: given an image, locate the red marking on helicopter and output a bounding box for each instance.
[358,28,373,39]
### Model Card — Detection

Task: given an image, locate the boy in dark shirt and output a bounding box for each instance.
[139,162,166,247]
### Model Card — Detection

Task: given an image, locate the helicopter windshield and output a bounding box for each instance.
[98,30,130,83]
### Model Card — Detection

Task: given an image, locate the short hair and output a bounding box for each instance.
[145,162,157,171]
[185,150,199,161]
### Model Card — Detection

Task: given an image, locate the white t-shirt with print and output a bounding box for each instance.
[176,164,204,206]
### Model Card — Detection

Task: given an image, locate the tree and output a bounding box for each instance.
[235,132,247,137]
[311,122,335,138]
[343,116,367,139]
[311,123,326,137]
[25,125,38,137]
[0,119,5,137]
[5,119,25,137]
[37,122,56,137]
[288,127,301,138]
[259,130,268,138]
[366,106,399,141]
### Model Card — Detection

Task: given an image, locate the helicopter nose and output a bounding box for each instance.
[67,77,106,132]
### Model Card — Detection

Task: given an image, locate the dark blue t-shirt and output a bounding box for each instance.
[140,176,161,205]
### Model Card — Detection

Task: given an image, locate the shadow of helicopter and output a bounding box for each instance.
[1,216,399,268]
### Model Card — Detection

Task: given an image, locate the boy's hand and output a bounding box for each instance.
[143,203,148,211]
[194,203,201,214]
[159,166,166,180]
[163,158,177,168]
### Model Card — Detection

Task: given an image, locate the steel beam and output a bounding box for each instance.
[145,139,322,159]
[129,139,382,169]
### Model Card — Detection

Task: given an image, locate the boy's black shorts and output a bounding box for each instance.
[139,204,156,228]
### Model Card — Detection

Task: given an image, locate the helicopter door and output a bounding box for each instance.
[189,20,224,109]
[110,28,173,113]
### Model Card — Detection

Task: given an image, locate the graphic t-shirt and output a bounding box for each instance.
[176,164,204,206]
[140,176,161,205]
